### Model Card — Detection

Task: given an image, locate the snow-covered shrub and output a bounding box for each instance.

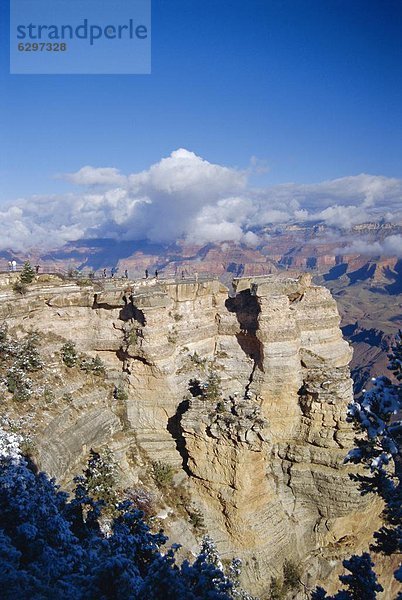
[0,454,245,599]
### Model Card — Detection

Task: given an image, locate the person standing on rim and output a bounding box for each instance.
[145,269,148,279]
[155,269,158,279]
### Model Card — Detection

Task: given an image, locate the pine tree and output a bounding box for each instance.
[316,332,402,598]
[81,447,118,509]
[312,553,383,600]
[0,448,242,599]
[339,553,383,599]
[19,261,35,284]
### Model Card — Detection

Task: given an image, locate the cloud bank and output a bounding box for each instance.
[340,235,402,258]
[2,148,402,253]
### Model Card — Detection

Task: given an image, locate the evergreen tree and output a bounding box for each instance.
[316,332,402,599]
[339,554,383,600]
[311,553,383,600]
[0,431,244,599]
[80,447,119,509]
[19,262,35,285]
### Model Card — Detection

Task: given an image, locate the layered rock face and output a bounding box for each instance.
[179,275,375,594]
[0,274,377,596]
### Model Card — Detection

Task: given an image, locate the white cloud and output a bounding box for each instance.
[341,235,402,258]
[314,205,368,228]
[63,166,127,186]
[1,149,402,253]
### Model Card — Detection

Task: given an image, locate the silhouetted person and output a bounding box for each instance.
[35,265,40,274]
[103,268,107,278]
[145,269,148,279]
[155,269,158,279]
[124,269,128,279]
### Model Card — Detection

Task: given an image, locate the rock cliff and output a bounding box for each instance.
[0,273,381,596]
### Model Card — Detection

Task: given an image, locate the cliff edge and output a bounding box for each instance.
[0,273,382,596]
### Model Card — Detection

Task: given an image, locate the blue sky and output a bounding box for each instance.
[0,0,401,204]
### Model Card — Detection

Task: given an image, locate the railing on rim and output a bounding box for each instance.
[0,264,218,283]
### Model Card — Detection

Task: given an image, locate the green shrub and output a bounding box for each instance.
[189,352,207,368]
[0,330,42,402]
[203,370,222,402]
[188,507,206,532]
[129,329,138,346]
[216,401,225,413]
[12,280,27,295]
[114,385,128,401]
[283,559,301,591]
[167,330,178,344]
[43,387,55,405]
[61,341,78,367]
[152,461,175,489]
[17,331,43,372]
[267,560,302,599]
[6,367,33,402]
[269,577,285,600]
[80,354,105,375]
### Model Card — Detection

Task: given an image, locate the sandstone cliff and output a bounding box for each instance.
[0,273,383,597]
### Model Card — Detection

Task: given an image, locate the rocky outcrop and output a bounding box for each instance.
[178,275,375,594]
[0,273,380,596]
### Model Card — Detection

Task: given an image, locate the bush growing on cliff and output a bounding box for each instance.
[152,460,175,489]
[61,341,78,367]
[17,331,43,372]
[188,507,207,533]
[189,351,207,369]
[124,486,157,520]
[129,328,138,346]
[114,384,128,402]
[78,447,119,511]
[203,370,222,402]
[268,560,302,600]
[5,366,33,402]
[283,559,302,592]
[79,354,105,375]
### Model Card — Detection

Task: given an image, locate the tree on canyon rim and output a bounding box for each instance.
[0,430,253,599]
[313,332,402,600]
